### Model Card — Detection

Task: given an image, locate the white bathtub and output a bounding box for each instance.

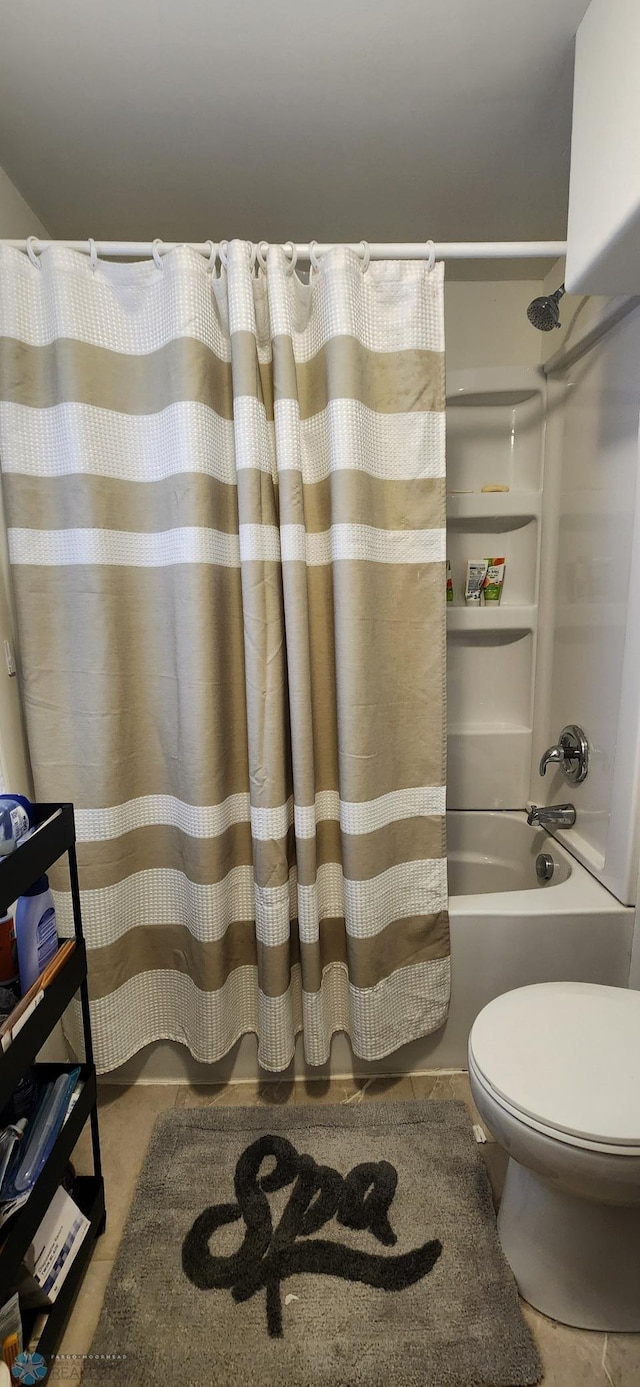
[401,811,634,1071]
[108,810,636,1083]
[329,810,635,1076]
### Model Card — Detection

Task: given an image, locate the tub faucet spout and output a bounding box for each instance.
[527,803,576,829]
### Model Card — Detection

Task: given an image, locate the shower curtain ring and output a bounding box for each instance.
[219,240,228,270]
[205,240,218,273]
[152,239,165,270]
[26,236,42,269]
[246,240,257,269]
[359,240,370,272]
[256,241,269,273]
[309,241,321,273]
[88,238,98,271]
[284,241,297,275]
[425,239,436,272]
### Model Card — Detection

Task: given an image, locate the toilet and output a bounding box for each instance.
[468,981,640,1331]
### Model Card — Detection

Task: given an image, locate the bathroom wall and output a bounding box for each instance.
[535,257,639,367]
[444,281,543,372]
[0,164,48,239]
[0,165,45,792]
[532,258,640,907]
[0,170,53,1048]
[445,280,546,810]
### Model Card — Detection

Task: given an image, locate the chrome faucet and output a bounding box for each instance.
[539,744,566,773]
[527,803,576,829]
[539,725,589,783]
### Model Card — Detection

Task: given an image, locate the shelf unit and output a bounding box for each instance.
[446,369,545,809]
[447,491,542,525]
[446,605,537,634]
[0,804,105,1378]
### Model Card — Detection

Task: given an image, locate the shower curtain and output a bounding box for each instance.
[0,239,449,1072]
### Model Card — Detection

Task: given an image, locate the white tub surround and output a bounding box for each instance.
[446,368,545,810]
[534,297,640,907]
[421,812,633,1071]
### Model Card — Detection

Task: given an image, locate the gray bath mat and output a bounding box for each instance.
[81,1100,541,1387]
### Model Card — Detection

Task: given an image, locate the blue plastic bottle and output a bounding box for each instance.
[0,794,33,855]
[15,874,59,994]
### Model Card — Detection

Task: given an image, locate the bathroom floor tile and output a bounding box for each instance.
[175,1079,297,1108]
[293,1076,357,1105]
[176,1074,415,1109]
[521,1304,609,1386]
[603,1331,640,1386]
[50,1256,115,1372]
[478,1141,508,1209]
[411,1069,488,1133]
[295,1074,415,1105]
[409,1072,440,1100]
[71,1083,179,1260]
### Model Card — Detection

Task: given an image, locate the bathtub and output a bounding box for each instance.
[108,810,636,1083]
[330,810,635,1077]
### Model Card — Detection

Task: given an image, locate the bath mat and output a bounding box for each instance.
[80,1100,541,1387]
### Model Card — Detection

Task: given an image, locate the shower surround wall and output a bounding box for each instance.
[445,283,546,813]
[446,369,544,809]
[532,262,640,911]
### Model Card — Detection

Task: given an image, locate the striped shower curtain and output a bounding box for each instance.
[0,240,449,1072]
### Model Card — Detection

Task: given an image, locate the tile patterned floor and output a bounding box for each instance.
[52,1072,639,1385]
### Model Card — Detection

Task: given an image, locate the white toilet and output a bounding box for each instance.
[468,981,640,1331]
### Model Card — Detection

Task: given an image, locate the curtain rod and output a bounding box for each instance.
[0,239,567,262]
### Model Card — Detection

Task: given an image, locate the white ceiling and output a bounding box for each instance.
[0,0,589,277]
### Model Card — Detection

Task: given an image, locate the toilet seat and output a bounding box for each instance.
[468,1048,640,1155]
[469,982,640,1155]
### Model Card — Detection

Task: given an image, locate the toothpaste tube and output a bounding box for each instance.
[484,557,506,603]
[446,560,454,603]
[464,559,488,605]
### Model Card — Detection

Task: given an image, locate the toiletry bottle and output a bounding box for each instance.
[15,875,59,995]
[0,795,33,856]
[446,559,454,603]
[484,557,506,603]
[0,911,18,994]
[464,559,488,605]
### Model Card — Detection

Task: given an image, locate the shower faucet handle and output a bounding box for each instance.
[539,745,566,773]
[539,725,589,784]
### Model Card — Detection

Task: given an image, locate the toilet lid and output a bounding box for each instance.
[469,982,640,1147]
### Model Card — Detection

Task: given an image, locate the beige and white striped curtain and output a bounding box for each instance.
[0,240,449,1073]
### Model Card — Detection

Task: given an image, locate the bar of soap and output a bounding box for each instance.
[481,484,509,492]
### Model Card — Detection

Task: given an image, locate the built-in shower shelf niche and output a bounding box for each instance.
[446,492,542,525]
[447,606,537,633]
[446,368,545,811]
[446,368,544,495]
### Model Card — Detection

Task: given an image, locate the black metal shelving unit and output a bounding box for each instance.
[0,803,105,1378]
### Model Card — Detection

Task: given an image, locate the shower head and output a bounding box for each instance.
[526,284,565,331]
